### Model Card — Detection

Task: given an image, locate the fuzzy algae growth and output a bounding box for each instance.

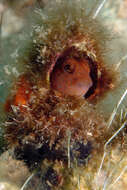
[0,0,127,190]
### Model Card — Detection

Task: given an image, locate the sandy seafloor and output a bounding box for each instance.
[0,0,127,190]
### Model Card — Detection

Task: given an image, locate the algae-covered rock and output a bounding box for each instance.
[0,0,127,190]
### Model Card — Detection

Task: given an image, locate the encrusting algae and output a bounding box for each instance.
[1,0,127,190]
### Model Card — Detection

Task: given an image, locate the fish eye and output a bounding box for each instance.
[63,61,75,74]
[64,64,73,73]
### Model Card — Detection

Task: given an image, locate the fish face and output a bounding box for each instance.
[50,50,94,97]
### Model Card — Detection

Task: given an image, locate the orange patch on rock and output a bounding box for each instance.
[14,77,31,107]
[5,76,31,112]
